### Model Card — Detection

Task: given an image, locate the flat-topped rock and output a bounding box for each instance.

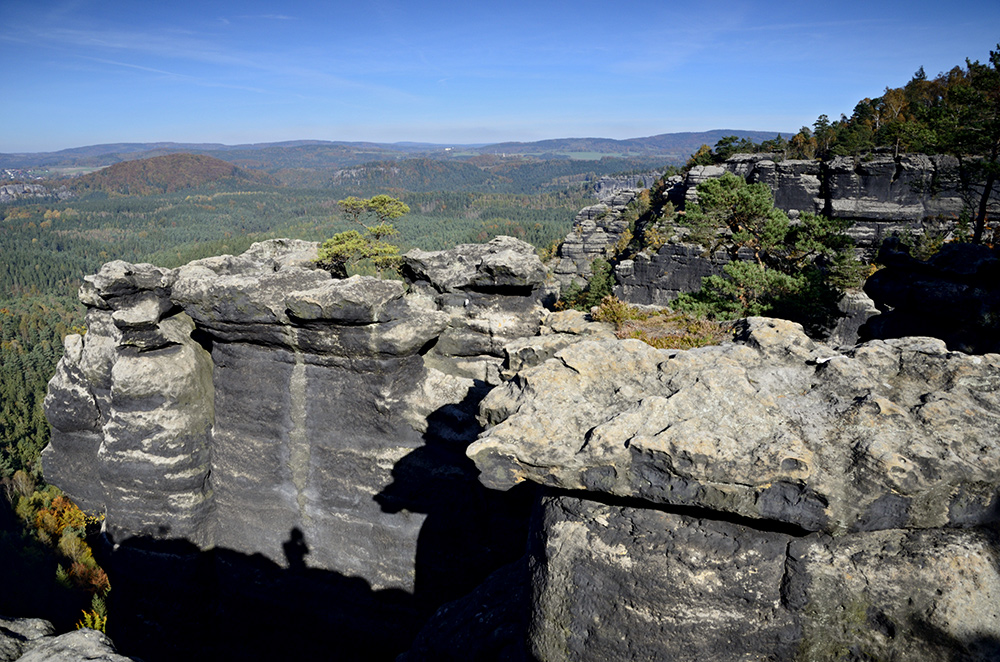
[468,317,1000,533]
[402,235,547,294]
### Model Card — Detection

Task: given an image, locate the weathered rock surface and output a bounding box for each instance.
[528,496,799,662]
[0,619,134,662]
[614,241,732,306]
[15,630,135,662]
[863,239,1000,354]
[399,557,531,662]
[549,190,638,289]
[724,153,823,214]
[470,317,1000,532]
[44,231,1000,661]
[526,496,1000,662]
[715,153,976,226]
[461,318,1000,660]
[0,617,54,662]
[591,171,665,202]
[552,152,997,320]
[41,236,552,660]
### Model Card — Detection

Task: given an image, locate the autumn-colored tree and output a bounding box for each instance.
[788,127,817,160]
[685,144,714,169]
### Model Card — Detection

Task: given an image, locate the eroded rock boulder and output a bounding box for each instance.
[15,629,135,662]
[0,617,54,662]
[465,317,1000,661]
[0,619,134,662]
[470,317,1000,532]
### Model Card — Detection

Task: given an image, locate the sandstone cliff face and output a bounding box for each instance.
[862,240,1000,354]
[549,189,637,289]
[702,152,972,224]
[468,318,1000,661]
[601,152,971,325]
[41,236,558,659]
[591,171,664,202]
[698,152,995,253]
[614,241,732,306]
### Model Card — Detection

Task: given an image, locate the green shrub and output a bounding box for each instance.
[557,258,616,311]
[672,174,865,335]
[315,194,410,278]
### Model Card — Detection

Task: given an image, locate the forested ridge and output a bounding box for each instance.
[69,153,275,196]
[0,129,780,170]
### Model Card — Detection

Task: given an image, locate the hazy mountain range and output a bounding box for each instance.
[0,130,787,171]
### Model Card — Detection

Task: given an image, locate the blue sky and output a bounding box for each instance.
[2,0,998,153]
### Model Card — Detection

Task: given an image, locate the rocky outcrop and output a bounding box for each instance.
[823,154,964,221]
[0,183,71,203]
[592,172,664,202]
[467,317,1000,660]
[677,153,1000,255]
[45,233,1000,661]
[0,617,53,662]
[553,152,996,310]
[41,236,557,660]
[0,618,134,662]
[717,153,999,252]
[549,190,638,289]
[862,239,1000,354]
[723,153,823,214]
[614,241,732,306]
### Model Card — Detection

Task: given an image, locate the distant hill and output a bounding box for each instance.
[300,155,670,195]
[70,153,274,196]
[478,131,789,160]
[0,131,792,172]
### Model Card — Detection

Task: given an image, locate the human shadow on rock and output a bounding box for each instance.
[99,529,419,662]
[374,382,538,619]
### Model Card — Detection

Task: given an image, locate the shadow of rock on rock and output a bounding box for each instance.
[374,383,537,622]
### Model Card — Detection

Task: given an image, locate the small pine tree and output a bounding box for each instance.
[316,195,410,278]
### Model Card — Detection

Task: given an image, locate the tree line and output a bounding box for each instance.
[687,44,999,244]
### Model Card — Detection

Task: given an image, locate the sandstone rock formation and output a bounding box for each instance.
[702,152,994,253]
[466,317,1000,661]
[41,236,561,660]
[863,239,1000,354]
[549,189,638,289]
[591,171,665,202]
[614,241,732,306]
[43,234,1000,661]
[0,183,72,203]
[0,618,134,662]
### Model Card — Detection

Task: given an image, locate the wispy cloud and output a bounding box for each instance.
[237,14,296,20]
[75,55,268,93]
[21,24,418,101]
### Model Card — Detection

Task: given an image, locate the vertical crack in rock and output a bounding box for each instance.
[287,332,312,528]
